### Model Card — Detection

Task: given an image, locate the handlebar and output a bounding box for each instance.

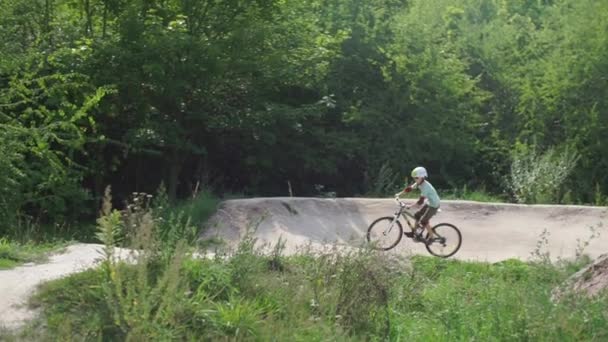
[394,196,406,208]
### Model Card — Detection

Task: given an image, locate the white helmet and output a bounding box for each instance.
[411,166,428,179]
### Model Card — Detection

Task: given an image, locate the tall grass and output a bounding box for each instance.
[23,232,608,341]
[14,188,608,340]
[0,238,67,269]
[441,185,507,203]
[0,206,95,271]
[388,257,608,341]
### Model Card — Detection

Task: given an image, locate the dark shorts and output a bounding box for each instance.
[414,205,439,225]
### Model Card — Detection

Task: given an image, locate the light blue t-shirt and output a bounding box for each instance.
[414,181,440,208]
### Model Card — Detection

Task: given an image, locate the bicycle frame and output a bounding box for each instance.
[389,198,418,233]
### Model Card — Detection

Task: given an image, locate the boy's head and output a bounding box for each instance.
[411,166,428,185]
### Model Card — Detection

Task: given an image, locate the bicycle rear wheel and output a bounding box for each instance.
[424,223,462,258]
[366,217,403,251]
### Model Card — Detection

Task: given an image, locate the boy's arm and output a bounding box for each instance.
[395,183,415,197]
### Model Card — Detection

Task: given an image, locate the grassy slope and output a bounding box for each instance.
[0,239,68,270]
[8,249,606,341]
[3,191,607,340]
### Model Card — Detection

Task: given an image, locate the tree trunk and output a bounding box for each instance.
[135,154,141,193]
[83,0,93,36]
[102,1,107,38]
[44,0,54,46]
[167,150,183,202]
[93,144,106,210]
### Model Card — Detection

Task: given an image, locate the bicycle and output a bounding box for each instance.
[366,197,462,258]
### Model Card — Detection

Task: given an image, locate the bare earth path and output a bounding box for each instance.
[0,243,130,330]
[1,198,607,330]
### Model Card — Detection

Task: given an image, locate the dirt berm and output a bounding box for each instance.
[202,198,607,262]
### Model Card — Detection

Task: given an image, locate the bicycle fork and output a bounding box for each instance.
[383,212,400,236]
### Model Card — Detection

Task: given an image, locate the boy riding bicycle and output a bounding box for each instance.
[394,166,440,242]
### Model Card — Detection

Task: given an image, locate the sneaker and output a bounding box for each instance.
[412,232,424,242]
[404,232,414,238]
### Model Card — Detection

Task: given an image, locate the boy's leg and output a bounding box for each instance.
[420,207,438,240]
[414,205,428,229]
[410,206,429,240]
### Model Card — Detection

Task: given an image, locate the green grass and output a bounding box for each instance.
[5,189,607,340]
[18,247,608,341]
[162,190,221,227]
[0,238,68,270]
[440,185,508,203]
[1,216,98,243]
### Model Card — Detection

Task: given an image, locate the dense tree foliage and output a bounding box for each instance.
[1,0,607,227]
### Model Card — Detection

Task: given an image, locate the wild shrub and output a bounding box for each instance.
[296,246,401,339]
[95,187,194,340]
[333,249,396,337]
[367,162,400,197]
[508,146,580,204]
[0,129,25,230]
[210,295,268,339]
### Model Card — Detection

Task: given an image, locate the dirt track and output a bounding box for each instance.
[203,198,608,262]
[0,244,131,330]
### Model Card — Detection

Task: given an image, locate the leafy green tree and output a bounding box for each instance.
[2,0,607,216]
[0,49,110,227]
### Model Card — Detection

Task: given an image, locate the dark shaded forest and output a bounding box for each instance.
[1,0,607,228]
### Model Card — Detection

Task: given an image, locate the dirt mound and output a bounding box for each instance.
[201,197,608,262]
[202,197,373,252]
[553,254,608,300]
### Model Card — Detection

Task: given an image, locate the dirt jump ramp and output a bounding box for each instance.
[202,198,608,262]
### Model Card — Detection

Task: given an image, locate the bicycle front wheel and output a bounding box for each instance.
[424,223,462,258]
[366,217,403,251]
